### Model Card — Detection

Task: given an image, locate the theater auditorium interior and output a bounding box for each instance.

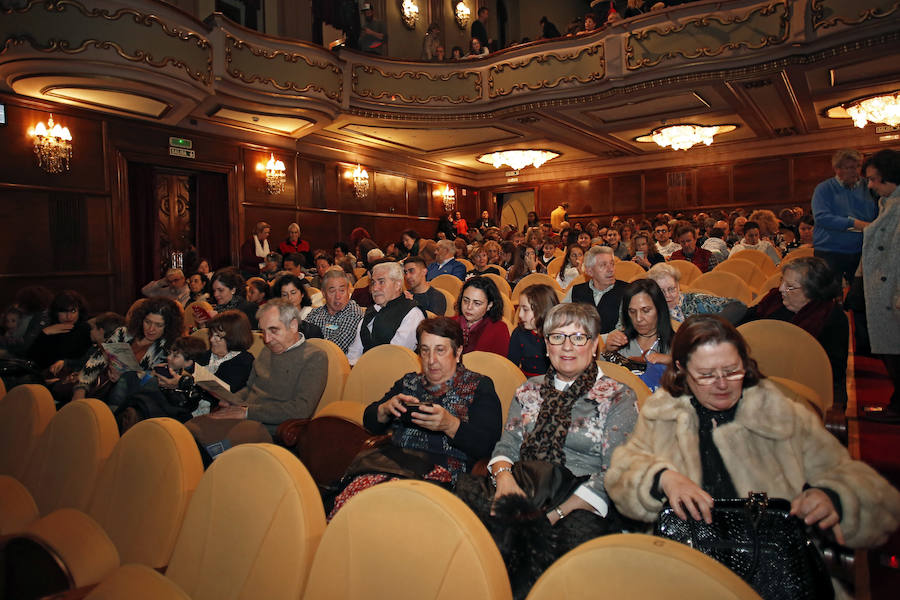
[1,0,900,598]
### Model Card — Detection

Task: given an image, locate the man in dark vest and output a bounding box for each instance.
[346,261,426,365]
[563,246,627,334]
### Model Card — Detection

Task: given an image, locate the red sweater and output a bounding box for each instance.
[670,246,715,273]
[455,315,510,357]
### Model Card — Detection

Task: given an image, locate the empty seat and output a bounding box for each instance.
[667,259,703,286]
[526,533,759,599]
[433,286,457,317]
[511,274,564,304]
[462,351,526,423]
[430,274,463,298]
[546,256,564,278]
[781,247,815,264]
[457,258,474,271]
[0,384,56,480]
[729,248,778,275]
[343,345,421,409]
[613,260,646,283]
[303,338,350,414]
[303,480,512,600]
[86,444,326,600]
[714,259,768,292]
[688,271,754,306]
[597,362,652,410]
[483,273,512,298]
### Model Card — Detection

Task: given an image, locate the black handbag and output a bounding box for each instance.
[654,492,834,600]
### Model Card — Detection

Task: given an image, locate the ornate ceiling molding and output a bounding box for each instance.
[488,44,605,98]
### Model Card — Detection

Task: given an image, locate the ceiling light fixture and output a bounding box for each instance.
[837,91,900,128]
[401,0,419,29]
[28,114,72,173]
[636,124,736,151]
[256,153,286,194]
[476,149,560,170]
[455,2,471,29]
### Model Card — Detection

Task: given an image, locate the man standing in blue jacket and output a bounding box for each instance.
[812,149,877,290]
[426,239,466,281]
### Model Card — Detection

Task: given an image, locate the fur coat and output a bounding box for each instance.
[606,379,900,548]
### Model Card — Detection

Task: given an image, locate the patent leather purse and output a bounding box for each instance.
[654,492,834,600]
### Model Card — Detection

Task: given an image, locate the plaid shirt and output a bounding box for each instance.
[305,300,363,353]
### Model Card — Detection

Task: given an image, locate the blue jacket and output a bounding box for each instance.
[426,258,466,281]
[812,177,877,254]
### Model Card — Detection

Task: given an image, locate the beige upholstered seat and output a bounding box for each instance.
[499,293,516,323]
[492,265,508,279]
[526,533,760,600]
[613,260,646,283]
[667,259,703,286]
[0,384,56,480]
[303,480,512,600]
[304,338,350,414]
[344,344,421,409]
[354,275,370,289]
[248,331,265,358]
[511,273,564,303]
[751,272,782,303]
[769,376,827,421]
[313,400,365,425]
[781,247,815,264]
[86,444,326,600]
[462,351,527,423]
[738,319,834,412]
[715,258,768,292]
[353,267,367,280]
[0,377,6,399]
[0,399,118,534]
[596,361,652,410]
[483,272,512,298]
[564,273,590,294]
[433,286,457,316]
[729,248,778,275]
[457,258,474,271]
[546,256,564,278]
[17,418,204,589]
[688,271,754,305]
[430,274,463,298]
[184,301,215,331]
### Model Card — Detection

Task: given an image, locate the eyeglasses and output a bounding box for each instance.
[654,229,668,234]
[210,331,225,340]
[546,332,592,346]
[780,279,802,292]
[688,368,746,386]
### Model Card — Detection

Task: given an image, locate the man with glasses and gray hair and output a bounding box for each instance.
[141,268,190,306]
[564,246,628,334]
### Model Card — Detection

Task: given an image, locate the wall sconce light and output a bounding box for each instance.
[401,0,419,29]
[256,153,286,194]
[352,164,369,199]
[441,185,456,212]
[28,114,72,174]
[455,2,471,29]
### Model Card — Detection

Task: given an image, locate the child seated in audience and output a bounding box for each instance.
[0,306,24,351]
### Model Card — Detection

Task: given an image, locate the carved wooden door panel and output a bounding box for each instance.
[153,173,195,275]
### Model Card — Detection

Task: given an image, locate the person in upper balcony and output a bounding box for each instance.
[813,149,877,291]
[422,22,441,61]
[471,6,492,52]
[358,2,386,55]
[539,16,561,39]
[466,36,489,58]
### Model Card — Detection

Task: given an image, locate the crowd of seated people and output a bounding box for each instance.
[4,151,900,598]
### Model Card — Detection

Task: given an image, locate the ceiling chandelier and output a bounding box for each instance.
[476,149,560,170]
[352,164,369,199]
[636,124,736,151]
[844,91,900,128]
[401,0,419,30]
[441,185,456,212]
[455,2,471,29]
[28,114,72,173]
[257,153,286,194]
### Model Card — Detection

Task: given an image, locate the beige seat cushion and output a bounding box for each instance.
[304,338,350,414]
[0,475,39,534]
[0,384,56,479]
[304,480,511,600]
[462,351,526,423]
[87,563,190,600]
[344,344,421,408]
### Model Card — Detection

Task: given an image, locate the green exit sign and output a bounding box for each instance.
[168,137,192,149]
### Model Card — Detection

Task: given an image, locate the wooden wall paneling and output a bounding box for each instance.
[429,181,447,217]
[373,172,407,214]
[732,158,790,207]
[0,104,106,193]
[574,177,611,215]
[538,182,569,217]
[0,273,114,317]
[337,164,375,212]
[417,181,430,217]
[242,148,295,205]
[695,164,732,207]
[791,154,834,206]
[242,205,299,250]
[610,173,642,215]
[643,169,671,212]
[304,159,327,209]
[298,209,341,255]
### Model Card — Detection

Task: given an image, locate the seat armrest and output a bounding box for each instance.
[275,418,311,447]
[363,434,391,449]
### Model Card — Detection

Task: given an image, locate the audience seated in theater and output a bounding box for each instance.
[556,244,585,289]
[576,231,593,253]
[475,209,497,231]
[357,238,381,271]
[308,253,333,290]
[426,239,466,281]
[507,245,547,287]
[27,289,92,375]
[564,246,626,334]
[3,286,53,359]
[187,272,209,304]
[259,252,282,283]
[141,268,190,306]
[647,263,746,325]
[741,256,849,407]
[330,316,501,518]
[508,283,559,377]
[436,214,457,240]
[333,241,355,267]
[347,261,427,365]
[186,299,327,458]
[730,220,781,265]
[277,222,313,268]
[539,239,557,267]
[404,256,447,316]
[653,220,681,259]
[273,273,323,340]
[606,315,900,599]
[606,227,631,260]
[670,223,718,272]
[454,276,510,356]
[454,237,468,259]
[398,229,422,260]
[466,244,502,280]
[304,268,363,353]
[244,277,270,307]
[202,268,259,328]
[604,279,674,391]
[631,232,666,271]
[239,220,271,276]
[460,303,638,597]
[73,296,183,403]
[281,252,306,275]
[700,226,730,264]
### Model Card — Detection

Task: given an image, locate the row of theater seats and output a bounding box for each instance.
[0,383,760,600]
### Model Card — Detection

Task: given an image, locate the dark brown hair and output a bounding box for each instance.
[519,283,559,334]
[170,336,208,362]
[208,310,253,351]
[660,314,764,396]
[125,297,184,346]
[416,316,465,356]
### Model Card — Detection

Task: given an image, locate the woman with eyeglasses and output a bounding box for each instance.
[479,303,638,591]
[607,314,900,592]
[740,256,848,407]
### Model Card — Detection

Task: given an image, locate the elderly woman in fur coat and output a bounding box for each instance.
[606,315,900,553]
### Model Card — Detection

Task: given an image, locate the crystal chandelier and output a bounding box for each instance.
[845,92,900,128]
[441,185,456,212]
[353,164,369,199]
[28,114,72,173]
[401,0,419,29]
[637,124,736,151]
[455,2,471,29]
[476,150,560,170]
[259,154,286,194]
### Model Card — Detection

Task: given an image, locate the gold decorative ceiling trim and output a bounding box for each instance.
[487,45,606,98]
[0,0,213,85]
[351,64,483,105]
[625,1,792,71]
[223,34,343,102]
[335,123,521,153]
[40,84,173,119]
[811,0,900,30]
